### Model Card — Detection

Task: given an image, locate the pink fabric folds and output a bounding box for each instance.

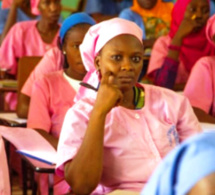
[1,0,13,9]
[80,18,143,72]
[206,14,215,47]
[169,0,215,72]
[31,0,40,15]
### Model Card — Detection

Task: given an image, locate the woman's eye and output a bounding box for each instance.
[112,55,122,61]
[132,56,141,63]
[189,7,195,12]
[202,7,209,14]
[72,44,79,49]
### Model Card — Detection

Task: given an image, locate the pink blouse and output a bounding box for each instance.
[56,84,201,194]
[27,70,77,138]
[0,20,59,75]
[184,56,215,117]
[147,35,189,84]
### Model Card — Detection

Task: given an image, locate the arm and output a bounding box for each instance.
[64,72,123,195]
[193,107,215,123]
[16,93,30,118]
[153,7,205,89]
[0,0,24,44]
[27,79,57,149]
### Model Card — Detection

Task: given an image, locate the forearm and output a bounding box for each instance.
[65,109,106,195]
[0,4,18,44]
[16,93,30,118]
[193,107,215,123]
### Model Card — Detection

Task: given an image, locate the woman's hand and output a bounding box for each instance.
[94,71,123,115]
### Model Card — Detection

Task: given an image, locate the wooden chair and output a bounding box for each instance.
[17,56,42,96]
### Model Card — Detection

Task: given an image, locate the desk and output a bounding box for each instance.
[0,112,27,127]
[20,154,55,195]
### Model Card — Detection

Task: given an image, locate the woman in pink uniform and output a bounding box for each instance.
[17,46,63,118]
[26,12,95,195]
[146,0,215,90]
[55,18,201,195]
[0,0,61,110]
[184,14,215,123]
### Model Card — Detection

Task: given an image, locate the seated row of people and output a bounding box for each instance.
[1,0,215,194]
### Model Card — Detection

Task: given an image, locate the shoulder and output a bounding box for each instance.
[142,83,188,104]
[193,56,215,71]
[119,8,141,19]
[10,20,37,32]
[45,47,61,58]
[34,70,63,87]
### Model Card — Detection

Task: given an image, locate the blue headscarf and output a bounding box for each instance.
[141,132,215,195]
[59,12,96,44]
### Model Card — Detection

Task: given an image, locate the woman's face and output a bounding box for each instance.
[95,34,144,92]
[38,0,61,24]
[137,0,158,10]
[184,0,210,31]
[62,24,91,80]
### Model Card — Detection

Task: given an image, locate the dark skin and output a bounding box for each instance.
[18,24,91,150]
[192,107,215,124]
[16,0,61,118]
[0,0,37,45]
[188,172,215,195]
[168,0,209,90]
[64,34,144,195]
[36,0,61,44]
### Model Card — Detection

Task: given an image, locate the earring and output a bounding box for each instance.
[63,51,66,55]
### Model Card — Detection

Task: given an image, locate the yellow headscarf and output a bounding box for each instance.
[131,0,173,24]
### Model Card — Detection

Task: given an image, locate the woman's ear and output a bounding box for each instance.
[94,55,101,70]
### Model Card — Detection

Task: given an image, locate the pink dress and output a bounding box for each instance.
[27,70,79,195]
[27,70,77,138]
[22,47,63,97]
[184,56,215,117]
[147,35,189,84]
[0,135,10,195]
[56,84,201,194]
[0,20,59,110]
[0,20,59,75]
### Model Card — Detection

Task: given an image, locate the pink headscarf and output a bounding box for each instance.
[1,0,13,8]
[206,14,215,47]
[75,18,143,101]
[169,0,215,72]
[31,0,40,15]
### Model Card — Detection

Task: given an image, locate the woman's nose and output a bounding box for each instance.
[120,59,134,71]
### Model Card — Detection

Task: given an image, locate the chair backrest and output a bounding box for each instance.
[17,56,42,93]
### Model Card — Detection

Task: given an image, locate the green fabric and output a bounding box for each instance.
[133,86,145,109]
[61,0,79,20]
